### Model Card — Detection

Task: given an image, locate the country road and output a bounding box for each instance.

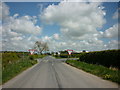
[2,56,118,88]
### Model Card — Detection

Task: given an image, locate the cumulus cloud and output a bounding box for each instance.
[53,33,59,40]
[40,2,109,51]
[1,3,42,51]
[40,2,118,51]
[9,16,41,35]
[103,24,118,38]
[41,32,107,52]
[106,40,119,49]
[42,36,52,42]
[113,9,119,19]
[41,2,106,39]
[0,2,9,20]
[1,2,118,51]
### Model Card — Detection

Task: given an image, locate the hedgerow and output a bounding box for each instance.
[79,49,119,69]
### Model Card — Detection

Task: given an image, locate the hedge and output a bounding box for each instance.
[54,53,80,58]
[79,50,119,69]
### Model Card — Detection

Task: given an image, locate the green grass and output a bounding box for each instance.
[29,54,47,60]
[2,52,47,84]
[66,60,120,84]
[54,56,68,59]
[2,58,37,84]
[38,54,47,58]
[0,51,46,84]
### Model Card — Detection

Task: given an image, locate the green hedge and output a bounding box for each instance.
[2,52,46,68]
[79,50,119,69]
[2,52,29,68]
[54,53,80,58]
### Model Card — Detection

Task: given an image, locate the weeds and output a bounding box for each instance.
[2,52,46,84]
[2,58,37,84]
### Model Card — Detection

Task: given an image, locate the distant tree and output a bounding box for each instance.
[59,50,68,54]
[82,50,86,52]
[34,41,49,54]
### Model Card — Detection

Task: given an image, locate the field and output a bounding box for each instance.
[1,51,45,84]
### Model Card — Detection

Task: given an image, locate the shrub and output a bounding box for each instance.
[2,51,38,84]
[79,49,119,69]
[29,55,35,60]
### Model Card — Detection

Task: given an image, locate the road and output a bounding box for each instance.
[2,56,118,88]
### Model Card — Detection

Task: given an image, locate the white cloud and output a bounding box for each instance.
[113,9,119,19]
[41,33,107,52]
[103,24,118,38]
[53,33,59,40]
[106,40,119,49]
[41,2,106,39]
[1,2,118,51]
[1,3,42,51]
[0,2,9,20]
[9,16,41,35]
[13,13,19,18]
[62,0,119,2]
[40,2,118,51]
[42,36,52,42]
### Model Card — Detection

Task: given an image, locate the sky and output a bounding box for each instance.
[0,1,119,52]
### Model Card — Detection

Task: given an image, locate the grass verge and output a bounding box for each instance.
[2,58,37,84]
[66,60,120,84]
[2,51,47,84]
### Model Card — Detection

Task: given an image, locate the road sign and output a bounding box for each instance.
[58,52,60,55]
[66,49,73,55]
[28,49,37,55]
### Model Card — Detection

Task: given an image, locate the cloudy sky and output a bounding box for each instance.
[0,1,119,52]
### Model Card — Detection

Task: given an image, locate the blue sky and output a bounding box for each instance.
[102,2,118,30]
[2,1,119,51]
[5,2,118,36]
[6,2,61,36]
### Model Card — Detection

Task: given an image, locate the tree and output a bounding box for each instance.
[34,41,49,54]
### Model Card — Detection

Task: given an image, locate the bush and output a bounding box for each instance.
[2,51,38,84]
[79,49,119,69]
[54,53,80,58]
[60,54,68,58]
[29,55,35,60]
[2,59,37,83]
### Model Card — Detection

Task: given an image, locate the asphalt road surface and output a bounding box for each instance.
[3,56,118,88]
